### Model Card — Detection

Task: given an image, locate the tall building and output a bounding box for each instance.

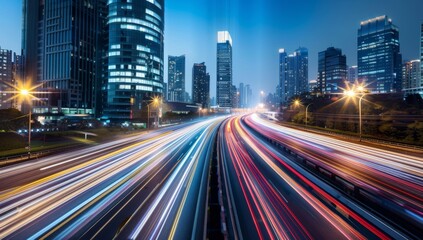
[0,48,14,109]
[347,66,358,83]
[168,55,185,102]
[421,23,423,80]
[22,0,107,115]
[192,62,210,108]
[309,79,317,93]
[21,0,42,85]
[317,47,347,94]
[217,31,233,108]
[402,60,421,90]
[104,0,164,120]
[358,16,402,93]
[231,85,239,108]
[239,82,245,108]
[245,84,252,108]
[279,48,308,104]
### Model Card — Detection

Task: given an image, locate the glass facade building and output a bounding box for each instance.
[279,48,308,104]
[317,47,347,94]
[347,66,358,83]
[402,60,421,90]
[216,31,233,108]
[0,48,14,109]
[421,23,423,80]
[192,62,210,108]
[358,16,402,93]
[104,0,164,121]
[22,0,107,115]
[168,55,185,102]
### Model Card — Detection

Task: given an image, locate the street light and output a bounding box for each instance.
[199,107,202,118]
[147,96,160,129]
[293,100,312,126]
[20,89,32,158]
[344,86,366,141]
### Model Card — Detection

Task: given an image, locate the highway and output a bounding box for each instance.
[236,114,422,238]
[218,115,416,239]
[0,113,421,239]
[0,117,223,239]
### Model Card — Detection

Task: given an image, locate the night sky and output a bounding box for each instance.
[1,0,422,103]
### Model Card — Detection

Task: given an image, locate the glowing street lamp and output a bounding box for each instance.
[293,100,312,126]
[147,96,161,129]
[344,85,367,141]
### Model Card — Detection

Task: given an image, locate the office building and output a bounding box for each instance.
[21,0,41,85]
[22,0,107,115]
[279,48,308,104]
[192,62,210,108]
[358,16,402,93]
[421,23,423,80]
[348,66,358,83]
[0,48,14,109]
[317,47,347,94]
[168,55,186,102]
[104,0,164,120]
[309,79,317,94]
[217,31,233,108]
[239,82,245,108]
[232,85,239,108]
[402,60,421,90]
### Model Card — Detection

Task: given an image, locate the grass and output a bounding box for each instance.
[0,127,148,158]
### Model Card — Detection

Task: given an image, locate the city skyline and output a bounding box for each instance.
[1,0,423,101]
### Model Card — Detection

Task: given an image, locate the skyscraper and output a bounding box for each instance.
[421,23,423,80]
[217,31,233,108]
[22,0,107,115]
[21,0,42,85]
[347,66,358,83]
[358,16,402,93]
[402,60,421,90]
[0,47,13,109]
[168,55,186,102]
[245,84,252,108]
[192,62,210,108]
[279,48,308,104]
[104,0,164,120]
[317,47,347,94]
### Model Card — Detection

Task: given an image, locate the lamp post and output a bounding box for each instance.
[199,107,202,118]
[20,89,32,158]
[344,86,366,142]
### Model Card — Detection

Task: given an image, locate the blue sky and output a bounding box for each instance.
[1,0,423,102]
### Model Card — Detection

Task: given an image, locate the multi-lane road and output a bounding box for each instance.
[0,114,421,239]
[0,118,223,239]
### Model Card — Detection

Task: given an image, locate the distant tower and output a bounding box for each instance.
[317,47,347,94]
[168,55,186,102]
[192,62,210,108]
[358,16,402,93]
[402,60,421,90]
[347,66,358,83]
[421,23,423,81]
[279,48,308,104]
[0,47,13,109]
[217,31,233,108]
